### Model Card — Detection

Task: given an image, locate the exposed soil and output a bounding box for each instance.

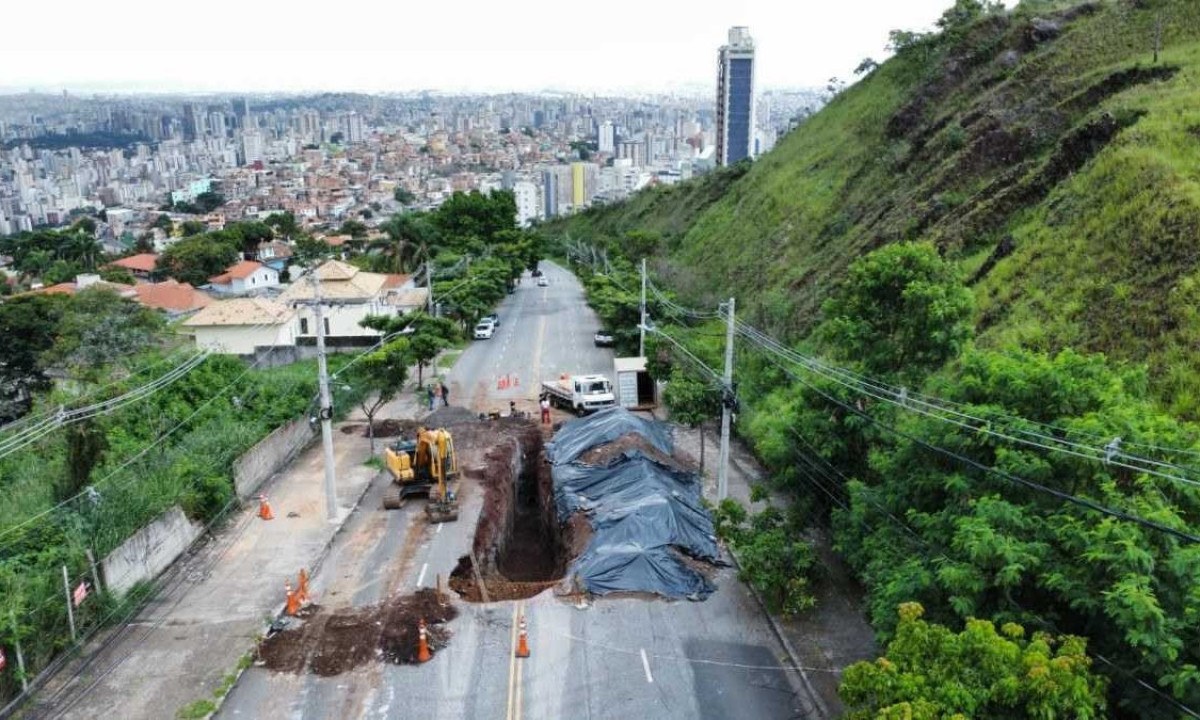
[256,589,457,676]
[575,431,683,470]
[450,419,570,602]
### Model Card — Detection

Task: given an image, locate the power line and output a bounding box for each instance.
[734,322,1200,490]
[749,347,1200,545]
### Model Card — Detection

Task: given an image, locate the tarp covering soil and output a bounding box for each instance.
[256,589,457,676]
[552,438,722,600]
[545,407,672,465]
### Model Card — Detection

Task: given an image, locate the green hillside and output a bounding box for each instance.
[552,0,1200,415]
[545,1,1200,716]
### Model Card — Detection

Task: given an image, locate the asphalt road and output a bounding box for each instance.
[217,261,815,720]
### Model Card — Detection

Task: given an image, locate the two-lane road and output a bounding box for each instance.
[218,261,817,719]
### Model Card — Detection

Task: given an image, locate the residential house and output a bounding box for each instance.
[107,253,160,280]
[132,280,212,318]
[255,241,294,273]
[182,298,296,354]
[207,260,280,295]
[279,260,415,344]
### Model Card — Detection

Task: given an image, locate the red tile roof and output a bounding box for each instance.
[108,253,159,273]
[133,280,212,313]
[209,260,265,285]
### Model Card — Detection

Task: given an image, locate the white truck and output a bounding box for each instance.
[541,374,616,415]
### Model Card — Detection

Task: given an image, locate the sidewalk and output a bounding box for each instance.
[26,390,426,720]
[668,421,879,719]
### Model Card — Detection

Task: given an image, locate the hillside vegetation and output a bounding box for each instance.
[546,1,1200,716]
[553,0,1200,415]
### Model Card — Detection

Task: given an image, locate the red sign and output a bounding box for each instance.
[73,581,89,608]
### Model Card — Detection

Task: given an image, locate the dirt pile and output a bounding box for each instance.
[576,431,683,469]
[256,589,457,676]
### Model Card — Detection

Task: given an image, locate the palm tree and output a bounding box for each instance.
[58,232,101,270]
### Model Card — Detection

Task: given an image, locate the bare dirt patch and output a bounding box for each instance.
[256,589,457,676]
[575,431,683,469]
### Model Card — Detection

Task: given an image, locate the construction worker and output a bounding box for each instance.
[440,380,450,406]
[540,395,551,424]
[426,384,435,411]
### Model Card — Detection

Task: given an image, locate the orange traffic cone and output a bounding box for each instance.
[258,495,274,521]
[285,582,300,616]
[297,568,310,604]
[515,614,530,658]
[417,618,432,663]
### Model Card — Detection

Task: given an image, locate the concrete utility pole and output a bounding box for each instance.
[639,257,647,357]
[310,270,339,522]
[717,297,735,501]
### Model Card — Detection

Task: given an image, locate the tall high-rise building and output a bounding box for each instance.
[715,26,755,166]
[232,97,250,129]
[597,121,616,154]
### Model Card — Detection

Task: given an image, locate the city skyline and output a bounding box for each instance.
[3,0,968,95]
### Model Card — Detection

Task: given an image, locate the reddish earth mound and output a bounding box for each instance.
[362,418,420,438]
[576,431,683,469]
[256,589,457,675]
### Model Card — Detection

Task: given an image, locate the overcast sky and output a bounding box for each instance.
[1,0,963,95]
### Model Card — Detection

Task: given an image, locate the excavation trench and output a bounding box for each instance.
[451,421,575,601]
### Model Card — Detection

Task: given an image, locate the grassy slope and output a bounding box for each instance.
[547,0,1200,414]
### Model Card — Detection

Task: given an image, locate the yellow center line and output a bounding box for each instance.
[506,601,520,720]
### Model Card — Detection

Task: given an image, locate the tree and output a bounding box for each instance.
[393,187,416,204]
[228,221,274,257]
[718,503,817,616]
[157,233,239,286]
[818,241,972,380]
[361,311,457,387]
[854,58,879,76]
[152,213,174,232]
[349,339,411,455]
[622,230,661,260]
[431,190,517,250]
[99,266,136,285]
[840,603,1107,719]
[0,294,68,421]
[193,191,225,213]
[663,368,722,475]
[373,213,438,273]
[46,287,164,382]
[264,211,300,241]
[338,219,368,240]
[180,220,205,237]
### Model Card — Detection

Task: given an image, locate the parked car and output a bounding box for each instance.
[482,313,499,327]
[473,321,495,340]
[593,330,614,347]
[531,268,543,277]
[537,276,549,287]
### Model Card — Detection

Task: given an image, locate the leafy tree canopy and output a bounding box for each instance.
[840,602,1107,719]
[818,241,973,380]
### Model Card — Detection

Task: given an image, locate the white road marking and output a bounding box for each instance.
[416,562,428,588]
[640,647,654,683]
[436,522,444,534]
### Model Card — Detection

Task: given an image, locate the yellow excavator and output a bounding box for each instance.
[382,427,459,522]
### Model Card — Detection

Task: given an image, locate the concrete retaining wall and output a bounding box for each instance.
[101,506,203,595]
[233,417,315,499]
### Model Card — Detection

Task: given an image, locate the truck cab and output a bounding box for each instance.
[542,373,616,415]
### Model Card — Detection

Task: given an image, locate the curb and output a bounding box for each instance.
[204,466,382,719]
[725,547,831,720]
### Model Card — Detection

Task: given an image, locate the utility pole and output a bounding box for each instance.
[310,269,339,522]
[639,257,647,357]
[717,297,735,501]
